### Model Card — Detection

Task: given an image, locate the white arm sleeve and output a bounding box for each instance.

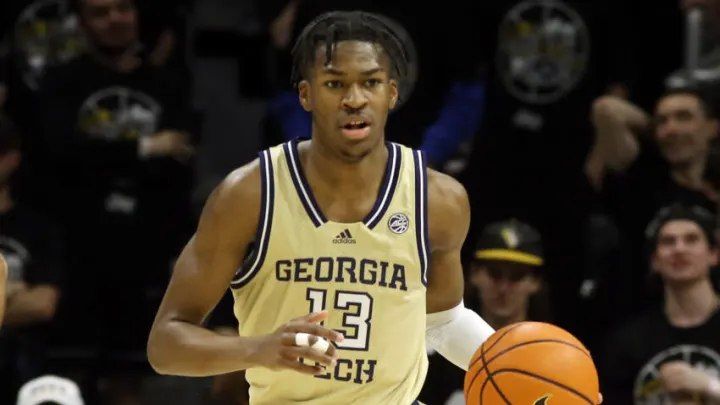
[426,301,495,371]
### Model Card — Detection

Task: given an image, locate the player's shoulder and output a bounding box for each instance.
[427,168,469,216]
[208,158,264,216]
[426,169,470,249]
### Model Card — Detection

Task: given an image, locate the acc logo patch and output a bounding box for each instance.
[388,213,409,234]
[533,394,552,405]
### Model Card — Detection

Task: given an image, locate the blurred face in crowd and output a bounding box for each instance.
[654,93,718,167]
[298,40,398,161]
[0,149,20,187]
[652,219,718,285]
[470,261,540,321]
[78,0,139,53]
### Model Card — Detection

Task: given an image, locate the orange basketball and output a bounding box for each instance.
[464,322,599,405]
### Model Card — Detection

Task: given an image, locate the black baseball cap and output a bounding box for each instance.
[645,203,717,249]
[473,219,544,266]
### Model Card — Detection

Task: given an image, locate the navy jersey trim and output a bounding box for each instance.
[285,139,398,228]
[413,150,430,286]
[284,140,326,227]
[231,149,275,289]
[364,142,402,229]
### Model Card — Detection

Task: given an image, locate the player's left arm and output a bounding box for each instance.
[425,169,494,371]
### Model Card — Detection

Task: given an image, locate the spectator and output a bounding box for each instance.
[38,0,196,401]
[419,219,551,405]
[602,204,720,404]
[459,0,636,336]
[0,116,65,403]
[0,1,87,207]
[586,87,719,311]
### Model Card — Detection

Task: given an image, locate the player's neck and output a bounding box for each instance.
[664,278,719,328]
[303,139,388,192]
[0,185,13,214]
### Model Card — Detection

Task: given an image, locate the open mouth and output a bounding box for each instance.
[340,119,371,140]
[342,120,370,130]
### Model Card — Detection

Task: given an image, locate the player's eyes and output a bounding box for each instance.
[325,81,343,89]
[365,79,382,88]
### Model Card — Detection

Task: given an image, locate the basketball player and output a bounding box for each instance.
[148,11,496,404]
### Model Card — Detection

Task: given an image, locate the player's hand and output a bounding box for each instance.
[248,311,344,375]
[659,361,711,396]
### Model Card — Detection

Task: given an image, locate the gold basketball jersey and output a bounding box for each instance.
[230,139,430,405]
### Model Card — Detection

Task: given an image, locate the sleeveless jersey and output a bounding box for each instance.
[230,139,430,405]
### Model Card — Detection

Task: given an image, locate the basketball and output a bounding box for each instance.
[464,322,599,405]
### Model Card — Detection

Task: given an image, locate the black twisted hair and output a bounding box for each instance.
[290,10,411,88]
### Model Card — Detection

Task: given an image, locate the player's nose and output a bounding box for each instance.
[342,83,368,110]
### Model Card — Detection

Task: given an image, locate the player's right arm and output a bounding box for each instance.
[147,160,341,377]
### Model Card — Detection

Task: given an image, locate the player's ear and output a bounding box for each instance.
[389,79,399,110]
[298,80,312,112]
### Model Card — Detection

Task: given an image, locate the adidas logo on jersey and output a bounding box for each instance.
[333,229,356,244]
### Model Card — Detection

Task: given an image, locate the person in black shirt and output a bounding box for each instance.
[587,87,719,313]
[602,204,720,404]
[38,0,195,401]
[0,116,66,403]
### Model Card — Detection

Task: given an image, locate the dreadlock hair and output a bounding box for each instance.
[290,10,411,89]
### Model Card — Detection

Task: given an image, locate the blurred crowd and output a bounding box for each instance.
[0,0,719,404]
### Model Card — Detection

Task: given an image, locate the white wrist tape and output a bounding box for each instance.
[294,333,330,353]
[310,337,330,353]
[426,301,495,371]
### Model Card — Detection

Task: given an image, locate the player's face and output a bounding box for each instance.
[652,220,718,284]
[298,40,398,160]
[654,94,718,167]
[471,261,540,319]
[79,0,138,51]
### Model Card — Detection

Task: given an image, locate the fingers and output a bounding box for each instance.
[280,333,338,358]
[278,356,325,375]
[292,310,329,323]
[285,322,344,343]
[282,346,336,369]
